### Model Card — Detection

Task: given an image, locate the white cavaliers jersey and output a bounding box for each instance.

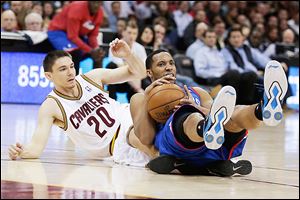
[47,75,130,157]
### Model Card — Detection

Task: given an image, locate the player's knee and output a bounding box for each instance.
[173,109,203,148]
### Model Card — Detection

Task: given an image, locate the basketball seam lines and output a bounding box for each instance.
[148,89,185,111]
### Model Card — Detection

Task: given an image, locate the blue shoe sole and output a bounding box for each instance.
[262,60,288,126]
[204,86,236,150]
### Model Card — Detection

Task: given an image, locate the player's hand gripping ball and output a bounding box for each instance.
[147,84,185,123]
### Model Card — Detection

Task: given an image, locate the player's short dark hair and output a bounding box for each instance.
[43,50,72,72]
[145,49,169,69]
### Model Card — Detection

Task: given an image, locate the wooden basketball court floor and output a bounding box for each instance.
[1,103,299,199]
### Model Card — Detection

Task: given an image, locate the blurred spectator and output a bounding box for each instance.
[254,23,265,35]
[279,19,289,33]
[236,14,251,29]
[10,1,24,29]
[134,1,153,26]
[149,1,176,34]
[263,27,279,58]
[288,10,299,36]
[183,10,207,48]
[32,1,43,16]
[107,21,147,101]
[185,22,208,60]
[221,1,238,16]
[54,1,70,14]
[47,1,104,74]
[282,28,296,44]
[245,27,264,52]
[109,21,146,66]
[221,26,270,104]
[24,12,43,31]
[282,29,299,57]
[43,1,55,19]
[213,20,226,50]
[266,15,278,30]
[206,1,222,24]
[116,17,127,38]
[153,23,167,51]
[103,1,133,19]
[237,1,248,15]
[137,25,155,50]
[224,7,238,28]
[1,9,17,32]
[107,1,121,32]
[189,1,205,18]
[152,16,168,30]
[256,2,271,17]
[241,25,251,39]
[172,1,193,50]
[10,1,22,15]
[148,23,200,89]
[193,28,230,86]
[193,28,249,100]
[250,12,264,26]
[265,29,299,58]
[127,14,139,27]
[222,26,270,73]
[22,1,33,10]
[42,1,55,31]
[277,8,289,21]
[19,12,47,46]
[153,23,176,55]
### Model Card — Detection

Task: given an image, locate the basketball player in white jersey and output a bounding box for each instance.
[8,38,157,167]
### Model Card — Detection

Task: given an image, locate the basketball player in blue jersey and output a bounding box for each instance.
[130,49,288,176]
[8,38,158,167]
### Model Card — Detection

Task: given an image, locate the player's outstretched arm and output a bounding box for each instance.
[8,99,56,160]
[85,38,147,86]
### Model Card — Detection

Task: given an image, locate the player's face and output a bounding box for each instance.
[148,52,176,83]
[46,56,76,89]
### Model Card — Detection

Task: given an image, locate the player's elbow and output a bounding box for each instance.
[139,135,153,146]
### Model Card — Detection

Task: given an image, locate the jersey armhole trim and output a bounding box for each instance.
[47,95,68,131]
[81,74,108,93]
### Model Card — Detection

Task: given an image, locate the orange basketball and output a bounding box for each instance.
[147,84,185,123]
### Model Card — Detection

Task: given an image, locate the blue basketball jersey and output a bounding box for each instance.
[154,86,248,167]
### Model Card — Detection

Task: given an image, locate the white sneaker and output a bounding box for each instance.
[203,86,236,150]
[262,60,288,126]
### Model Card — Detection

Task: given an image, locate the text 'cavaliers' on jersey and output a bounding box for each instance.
[47,75,130,157]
